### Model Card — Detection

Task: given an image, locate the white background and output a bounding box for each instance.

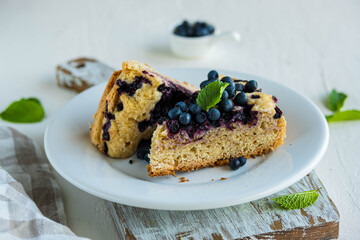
[1,0,359,239]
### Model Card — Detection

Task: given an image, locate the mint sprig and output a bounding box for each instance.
[0,98,45,123]
[196,81,229,111]
[327,89,347,112]
[326,110,360,123]
[272,190,319,210]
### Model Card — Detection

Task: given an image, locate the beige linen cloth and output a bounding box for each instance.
[0,126,87,239]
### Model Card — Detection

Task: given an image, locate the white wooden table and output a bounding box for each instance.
[0,0,359,239]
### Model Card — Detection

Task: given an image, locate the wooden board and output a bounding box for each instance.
[107,171,339,239]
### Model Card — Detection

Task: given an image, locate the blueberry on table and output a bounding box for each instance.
[244,80,258,93]
[234,92,248,106]
[195,112,207,124]
[221,90,229,100]
[220,99,234,112]
[221,76,235,88]
[175,101,188,112]
[189,104,201,115]
[179,113,191,125]
[207,108,221,121]
[235,83,244,92]
[168,107,182,120]
[137,147,150,160]
[208,70,219,80]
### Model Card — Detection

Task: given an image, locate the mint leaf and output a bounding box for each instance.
[0,98,45,123]
[196,81,229,111]
[272,190,319,210]
[328,89,347,112]
[326,110,360,123]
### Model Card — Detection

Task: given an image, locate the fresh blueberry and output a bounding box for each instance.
[235,83,244,91]
[244,80,258,93]
[221,76,235,88]
[137,147,150,160]
[168,107,182,120]
[238,156,247,167]
[207,108,221,121]
[234,92,248,106]
[195,27,210,37]
[226,86,236,98]
[207,70,219,80]
[220,99,234,112]
[189,104,201,115]
[179,113,191,125]
[229,158,241,170]
[175,101,188,112]
[144,153,150,163]
[200,80,210,89]
[205,23,215,34]
[174,25,187,36]
[195,112,207,124]
[221,90,229,100]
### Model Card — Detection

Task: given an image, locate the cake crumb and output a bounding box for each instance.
[220,177,227,181]
[179,177,189,183]
[129,160,133,164]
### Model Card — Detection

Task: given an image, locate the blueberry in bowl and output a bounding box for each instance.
[174,20,215,38]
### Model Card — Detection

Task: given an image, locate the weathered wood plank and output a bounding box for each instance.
[108,171,339,239]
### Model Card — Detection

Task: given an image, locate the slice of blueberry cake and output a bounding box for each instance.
[90,61,196,158]
[147,72,286,177]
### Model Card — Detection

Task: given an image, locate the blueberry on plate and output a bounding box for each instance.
[207,108,220,121]
[244,80,258,93]
[137,147,150,160]
[221,76,235,88]
[234,92,248,106]
[189,104,201,115]
[238,156,247,167]
[235,83,244,91]
[144,153,150,163]
[207,70,219,80]
[200,80,210,89]
[179,113,191,125]
[168,107,182,119]
[175,101,188,112]
[220,99,234,112]
[229,158,241,170]
[195,112,207,124]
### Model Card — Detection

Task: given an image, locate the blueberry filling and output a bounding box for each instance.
[250,95,261,99]
[116,76,152,97]
[137,82,192,132]
[102,101,115,141]
[117,102,123,111]
[274,106,283,119]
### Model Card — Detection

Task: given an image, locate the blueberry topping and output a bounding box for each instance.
[235,83,244,92]
[117,102,124,111]
[229,157,247,170]
[234,92,248,106]
[195,112,207,124]
[168,120,180,134]
[175,101,188,112]
[137,147,150,160]
[200,80,210,89]
[168,107,182,120]
[207,108,221,121]
[189,104,201,115]
[244,80,258,93]
[221,90,229,100]
[226,86,236,98]
[220,99,234,112]
[251,95,260,99]
[207,70,219,80]
[221,76,235,88]
[179,113,191,125]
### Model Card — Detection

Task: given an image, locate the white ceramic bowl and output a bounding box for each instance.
[169,21,241,58]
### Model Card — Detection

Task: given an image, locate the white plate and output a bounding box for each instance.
[44,68,329,210]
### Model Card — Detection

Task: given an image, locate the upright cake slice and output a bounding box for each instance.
[147,77,286,177]
[90,61,195,158]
